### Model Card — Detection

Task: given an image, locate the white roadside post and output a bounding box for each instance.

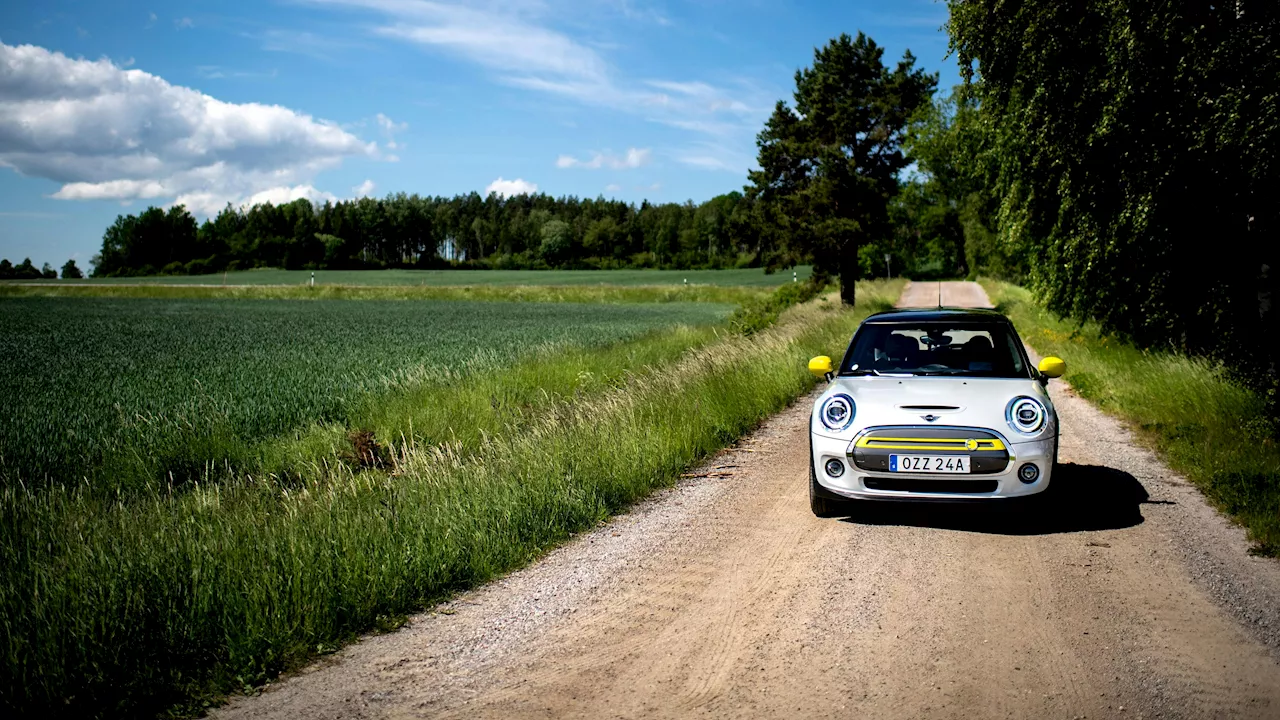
[310,271,315,287]
[884,253,891,280]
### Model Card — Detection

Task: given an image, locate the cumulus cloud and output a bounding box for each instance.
[0,42,377,214]
[484,177,537,198]
[556,147,650,170]
[352,179,376,197]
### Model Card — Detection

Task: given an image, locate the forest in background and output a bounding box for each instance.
[65,187,959,281]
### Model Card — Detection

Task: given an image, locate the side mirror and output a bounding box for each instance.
[1038,356,1066,379]
[808,355,833,380]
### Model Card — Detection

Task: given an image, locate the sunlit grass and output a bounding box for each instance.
[984,279,1280,555]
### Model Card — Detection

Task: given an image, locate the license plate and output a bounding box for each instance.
[889,455,970,474]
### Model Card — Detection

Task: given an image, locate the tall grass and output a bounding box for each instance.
[984,280,1280,555]
[0,281,902,717]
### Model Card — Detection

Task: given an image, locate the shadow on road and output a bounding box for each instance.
[840,463,1152,535]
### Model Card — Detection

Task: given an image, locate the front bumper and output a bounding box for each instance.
[811,430,1054,502]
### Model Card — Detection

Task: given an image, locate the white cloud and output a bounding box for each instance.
[677,155,738,172]
[0,42,376,214]
[244,184,338,208]
[605,183,621,192]
[175,17,194,29]
[299,2,767,134]
[556,147,650,170]
[350,0,609,82]
[375,112,407,150]
[352,179,376,197]
[484,176,537,198]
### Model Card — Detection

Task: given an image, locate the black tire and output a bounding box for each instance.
[809,422,847,518]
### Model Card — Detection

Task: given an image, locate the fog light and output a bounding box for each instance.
[1018,463,1040,484]
[824,458,846,478]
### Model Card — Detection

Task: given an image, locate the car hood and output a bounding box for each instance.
[821,375,1049,437]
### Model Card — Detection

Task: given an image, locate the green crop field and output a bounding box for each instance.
[0,296,730,492]
[23,266,814,288]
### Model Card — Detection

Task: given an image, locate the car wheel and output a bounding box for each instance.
[809,425,847,518]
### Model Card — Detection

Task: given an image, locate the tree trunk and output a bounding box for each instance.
[838,241,858,306]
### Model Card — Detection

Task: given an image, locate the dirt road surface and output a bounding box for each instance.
[218,281,1280,720]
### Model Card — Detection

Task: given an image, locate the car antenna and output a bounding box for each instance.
[937,282,942,309]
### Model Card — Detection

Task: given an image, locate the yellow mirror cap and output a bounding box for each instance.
[808,355,833,377]
[1038,356,1066,378]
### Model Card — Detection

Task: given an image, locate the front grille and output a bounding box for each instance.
[856,435,1005,451]
[852,426,1010,475]
[863,478,999,494]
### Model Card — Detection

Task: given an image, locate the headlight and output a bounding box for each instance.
[1006,396,1047,435]
[819,394,855,432]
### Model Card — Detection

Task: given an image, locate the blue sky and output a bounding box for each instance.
[0,0,957,269]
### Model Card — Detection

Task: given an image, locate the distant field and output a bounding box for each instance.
[0,296,730,490]
[29,266,813,287]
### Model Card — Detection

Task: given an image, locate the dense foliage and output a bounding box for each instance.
[748,33,936,303]
[0,297,728,491]
[89,191,772,277]
[945,1,1278,398]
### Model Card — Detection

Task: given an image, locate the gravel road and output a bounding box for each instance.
[217,281,1280,719]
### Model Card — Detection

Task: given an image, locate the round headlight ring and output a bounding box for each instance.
[820,394,855,432]
[1006,396,1047,435]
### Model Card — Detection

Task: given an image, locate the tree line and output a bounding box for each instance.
[86,193,769,277]
[0,258,81,280]
[84,187,961,280]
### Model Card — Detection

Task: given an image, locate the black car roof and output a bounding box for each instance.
[861,307,1011,324]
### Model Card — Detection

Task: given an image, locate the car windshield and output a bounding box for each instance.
[840,322,1029,378]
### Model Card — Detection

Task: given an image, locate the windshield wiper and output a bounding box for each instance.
[846,369,912,377]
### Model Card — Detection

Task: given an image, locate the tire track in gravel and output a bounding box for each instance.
[217,281,1280,720]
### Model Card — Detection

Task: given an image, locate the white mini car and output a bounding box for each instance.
[807,308,1066,517]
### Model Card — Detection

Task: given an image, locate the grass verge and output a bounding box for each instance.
[983,279,1280,555]
[1,280,902,717]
